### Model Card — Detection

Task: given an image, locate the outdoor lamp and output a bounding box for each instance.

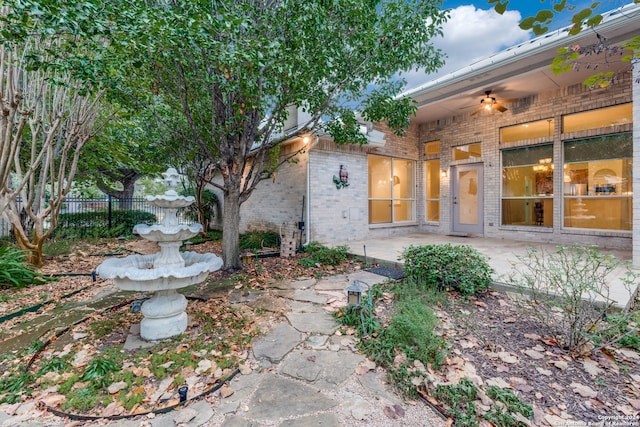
[178,385,188,402]
[345,280,369,307]
[117,235,126,246]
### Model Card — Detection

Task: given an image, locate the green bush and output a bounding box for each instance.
[401,244,493,295]
[179,188,218,224]
[240,230,280,250]
[509,246,640,353]
[300,241,349,266]
[336,280,448,398]
[54,210,157,238]
[0,246,52,288]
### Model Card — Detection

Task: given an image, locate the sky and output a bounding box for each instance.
[402,0,620,89]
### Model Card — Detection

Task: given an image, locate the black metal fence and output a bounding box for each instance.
[0,195,192,239]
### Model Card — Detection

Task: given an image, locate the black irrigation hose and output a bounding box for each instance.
[0,284,94,325]
[24,297,136,371]
[41,368,241,422]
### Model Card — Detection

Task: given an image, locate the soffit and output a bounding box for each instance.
[410,5,640,124]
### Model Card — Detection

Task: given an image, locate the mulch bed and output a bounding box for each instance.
[1,237,639,425]
[429,290,640,425]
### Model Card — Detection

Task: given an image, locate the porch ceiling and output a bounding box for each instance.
[410,5,640,124]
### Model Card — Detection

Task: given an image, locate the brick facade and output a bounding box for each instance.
[420,74,634,250]
[229,72,637,253]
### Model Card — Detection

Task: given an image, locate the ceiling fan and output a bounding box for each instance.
[470,90,514,116]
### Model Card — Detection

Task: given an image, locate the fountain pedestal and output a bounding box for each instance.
[96,168,223,341]
[140,290,188,340]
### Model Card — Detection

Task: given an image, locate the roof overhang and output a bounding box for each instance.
[403,3,640,124]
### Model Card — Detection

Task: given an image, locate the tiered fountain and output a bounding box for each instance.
[96,168,223,341]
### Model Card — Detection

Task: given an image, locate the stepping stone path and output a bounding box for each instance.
[0,271,446,426]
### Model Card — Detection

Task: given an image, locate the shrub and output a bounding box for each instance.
[240,230,280,250]
[300,241,349,266]
[336,280,448,398]
[401,244,493,295]
[55,210,157,238]
[508,245,639,353]
[179,188,218,225]
[0,246,52,288]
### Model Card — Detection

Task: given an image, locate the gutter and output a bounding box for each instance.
[305,135,319,246]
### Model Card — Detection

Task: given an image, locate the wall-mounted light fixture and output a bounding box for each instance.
[440,170,448,178]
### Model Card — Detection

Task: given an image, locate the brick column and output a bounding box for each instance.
[633,57,640,265]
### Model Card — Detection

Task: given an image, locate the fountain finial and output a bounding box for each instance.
[162,167,180,196]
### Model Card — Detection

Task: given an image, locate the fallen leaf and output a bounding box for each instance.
[524,349,545,360]
[219,385,234,398]
[495,364,510,373]
[616,404,637,416]
[515,384,534,393]
[383,405,397,419]
[474,301,488,308]
[571,382,598,398]
[497,352,518,364]
[486,377,511,389]
[552,361,568,371]
[628,398,640,410]
[582,358,603,378]
[536,368,553,376]
[618,348,640,360]
[393,404,405,418]
[524,333,541,340]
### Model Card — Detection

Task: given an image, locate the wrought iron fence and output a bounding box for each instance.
[0,195,192,240]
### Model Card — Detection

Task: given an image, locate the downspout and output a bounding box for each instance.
[305,135,319,246]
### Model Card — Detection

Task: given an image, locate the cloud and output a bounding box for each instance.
[402,5,531,90]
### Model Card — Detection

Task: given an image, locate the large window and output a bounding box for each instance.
[502,144,554,227]
[369,155,415,224]
[563,104,632,133]
[425,141,441,222]
[453,143,481,160]
[563,133,632,230]
[501,118,554,143]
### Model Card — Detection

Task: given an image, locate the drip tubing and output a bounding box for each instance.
[41,368,240,421]
[0,285,92,325]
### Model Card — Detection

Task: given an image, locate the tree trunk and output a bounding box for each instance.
[11,217,46,267]
[95,168,141,210]
[221,188,242,271]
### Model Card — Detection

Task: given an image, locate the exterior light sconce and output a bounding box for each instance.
[440,170,448,178]
[302,135,310,144]
[345,280,369,307]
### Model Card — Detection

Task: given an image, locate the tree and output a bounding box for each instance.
[121,0,448,270]
[490,0,640,87]
[0,1,111,265]
[74,105,170,209]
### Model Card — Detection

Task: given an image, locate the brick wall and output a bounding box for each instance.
[214,139,308,238]
[419,74,634,250]
[308,125,421,245]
